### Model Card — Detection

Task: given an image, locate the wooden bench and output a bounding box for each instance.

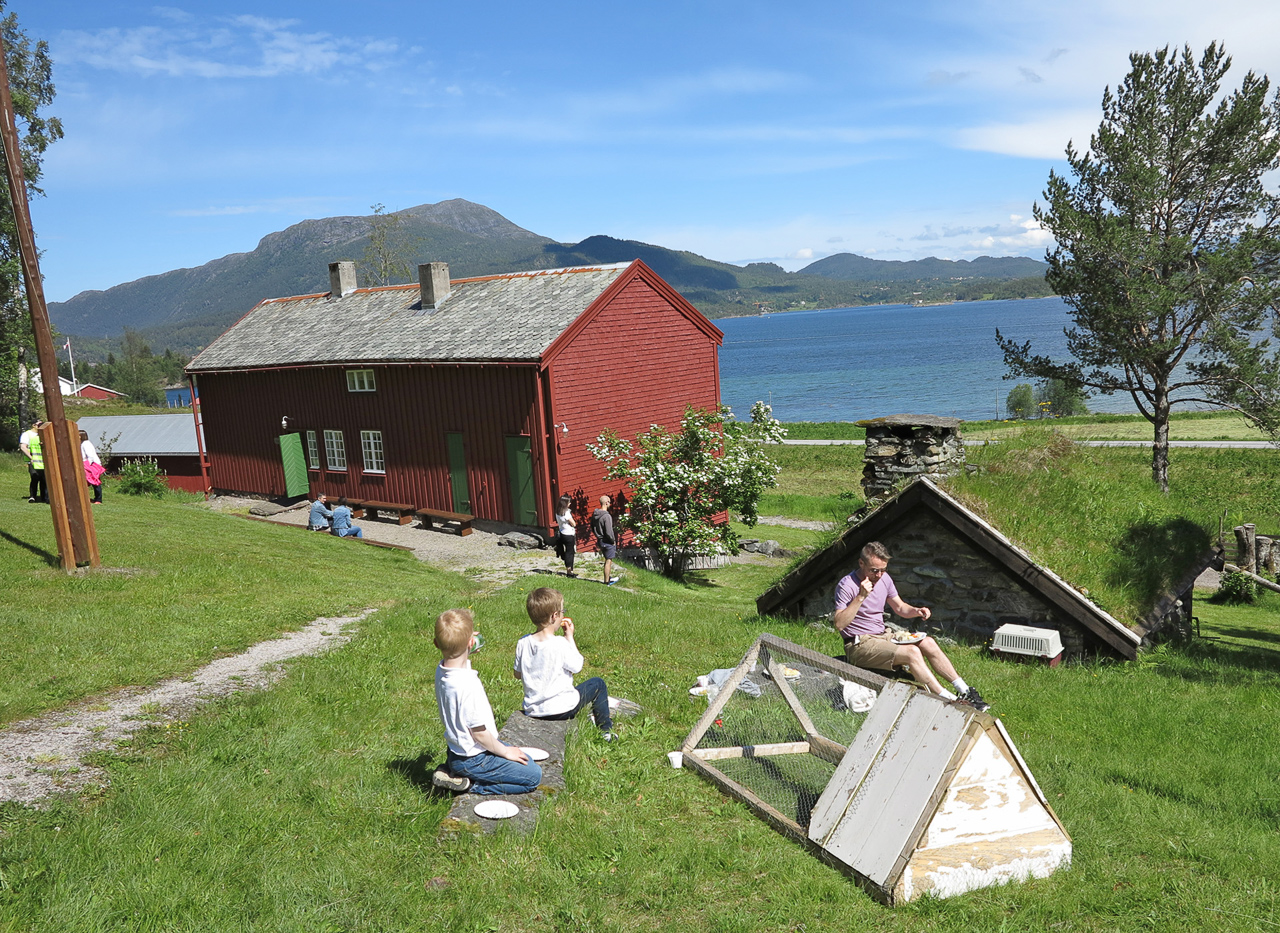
[351,500,417,525]
[415,507,474,536]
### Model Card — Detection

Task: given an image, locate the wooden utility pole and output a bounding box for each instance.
[0,37,98,569]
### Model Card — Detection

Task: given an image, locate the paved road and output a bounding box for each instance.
[780,438,1276,448]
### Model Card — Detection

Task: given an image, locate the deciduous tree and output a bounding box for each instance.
[1005,383,1034,420]
[588,402,785,578]
[998,44,1280,491]
[0,6,62,448]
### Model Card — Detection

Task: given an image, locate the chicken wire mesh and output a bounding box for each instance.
[690,640,880,830]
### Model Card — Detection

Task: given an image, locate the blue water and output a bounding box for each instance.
[717,297,1138,423]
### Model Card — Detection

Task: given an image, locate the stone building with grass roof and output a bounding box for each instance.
[757,477,1221,660]
[186,259,723,535]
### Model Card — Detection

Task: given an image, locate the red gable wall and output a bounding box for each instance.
[545,270,721,541]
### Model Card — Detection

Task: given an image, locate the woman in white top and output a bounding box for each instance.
[554,493,576,577]
[79,429,104,504]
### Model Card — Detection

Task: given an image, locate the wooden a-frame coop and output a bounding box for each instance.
[678,634,1071,904]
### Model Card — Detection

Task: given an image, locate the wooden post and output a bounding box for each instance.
[0,39,98,569]
[1234,525,1256,575]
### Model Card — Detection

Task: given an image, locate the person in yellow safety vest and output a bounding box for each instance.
[19,419,47,504]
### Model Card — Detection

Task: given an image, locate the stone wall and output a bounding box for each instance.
[798,512,1092,657]
[860,414,965,502]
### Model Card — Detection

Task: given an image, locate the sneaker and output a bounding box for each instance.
[958,687,990,712]
[601,732,619,743]
[27,497,36,503]
[431,769,472,793]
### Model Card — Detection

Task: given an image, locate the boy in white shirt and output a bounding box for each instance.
[432,608,542,795]
[513,588,616,741]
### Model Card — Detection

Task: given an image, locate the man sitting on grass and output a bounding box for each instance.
[834,541,989,711]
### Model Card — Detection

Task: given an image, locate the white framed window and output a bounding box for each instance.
[306,430,320,469]
[361,430,385,473]
[345,369,376,392]
[323,430,347,470]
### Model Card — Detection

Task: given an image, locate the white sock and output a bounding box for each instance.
[951,677,969,694]
[937,688,958,701]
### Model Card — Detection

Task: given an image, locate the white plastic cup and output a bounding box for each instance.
[667,751,683,769]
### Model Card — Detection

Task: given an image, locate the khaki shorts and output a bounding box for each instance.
[843,631,901,670]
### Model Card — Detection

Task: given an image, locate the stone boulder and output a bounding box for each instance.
[498,532,544,549]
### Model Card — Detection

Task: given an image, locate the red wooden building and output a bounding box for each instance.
[186,260,723,535]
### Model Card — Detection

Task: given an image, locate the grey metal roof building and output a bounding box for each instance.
[76,414,202,457]
[187,263,632,372]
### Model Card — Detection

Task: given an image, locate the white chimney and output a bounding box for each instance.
[419,262,450,312]
[329,261,357,298]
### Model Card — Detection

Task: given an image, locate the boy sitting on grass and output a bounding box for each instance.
[514,588,617,741]
[432,608,542,795]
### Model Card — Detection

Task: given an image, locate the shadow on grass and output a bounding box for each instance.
[1107,518,1211,608]
[0,528,58,566]
[1156,640,1280,682]
[1210,626,1280,647]
[387,751,451,799]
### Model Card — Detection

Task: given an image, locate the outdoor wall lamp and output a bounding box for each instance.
[555,422,569,435]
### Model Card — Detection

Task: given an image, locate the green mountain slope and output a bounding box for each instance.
[798,253,1047,282]
[49,201,1053,357]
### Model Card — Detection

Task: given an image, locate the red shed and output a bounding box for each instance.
[74,383,126,400]
[186,260,723,538]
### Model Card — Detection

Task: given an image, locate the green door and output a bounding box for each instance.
[446,432,471,514]
[505,435,538,526]
[280,433,309,498]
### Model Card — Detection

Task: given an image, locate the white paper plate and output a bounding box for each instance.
[474,799,520,820]
[689,685,710,696]
[521,746,549,761]
[892,633,926,645]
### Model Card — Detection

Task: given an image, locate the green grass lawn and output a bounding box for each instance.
[961,409,1268,442]
[757,442,864,520]
[3,445,1280,930]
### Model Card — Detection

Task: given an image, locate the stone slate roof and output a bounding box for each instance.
[188,263,632,372]
[77,414,202,457]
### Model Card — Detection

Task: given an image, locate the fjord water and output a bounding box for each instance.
[717,296,1137,423]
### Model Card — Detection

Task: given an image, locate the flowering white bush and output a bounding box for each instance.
[587,402,785,578]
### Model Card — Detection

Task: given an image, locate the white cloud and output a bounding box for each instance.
[952,110,1098,159]
[57,15,400,79]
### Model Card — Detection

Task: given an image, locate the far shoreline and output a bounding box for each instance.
[712,293,1060,322]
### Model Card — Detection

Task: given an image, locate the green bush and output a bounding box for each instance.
[116,458,169,498]
[1215,570,1257,604]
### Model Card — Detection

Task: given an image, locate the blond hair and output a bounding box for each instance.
[434,608,474,658]
[526,587,564,630]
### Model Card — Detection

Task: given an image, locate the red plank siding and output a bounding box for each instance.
[198,364,540,522]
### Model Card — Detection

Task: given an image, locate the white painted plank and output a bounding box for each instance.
[826,697,973,883]
[809,681,914,845]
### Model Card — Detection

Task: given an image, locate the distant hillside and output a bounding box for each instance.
[50,200,556,350]
[799,253,1048,282]
[50,200,1054,358]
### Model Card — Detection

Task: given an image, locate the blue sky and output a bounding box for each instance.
[19,0,1280,303]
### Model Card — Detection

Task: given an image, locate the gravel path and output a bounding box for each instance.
[0,610,371,808]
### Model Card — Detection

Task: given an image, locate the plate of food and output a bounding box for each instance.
[520,746,549,762]
[782,666,801,680]
[891,632,926,645]
[474,799,520,820]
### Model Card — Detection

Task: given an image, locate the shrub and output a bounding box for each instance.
[1215,570,1257,604]
[117,458,168,498]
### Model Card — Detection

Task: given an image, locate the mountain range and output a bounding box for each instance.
[49,199,1052,357]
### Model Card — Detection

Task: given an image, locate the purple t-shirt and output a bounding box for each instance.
[834,570,899,637]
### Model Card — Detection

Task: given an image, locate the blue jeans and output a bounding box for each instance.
[530,677,612,731]
[446,749,542,795]
[335,526,363,538]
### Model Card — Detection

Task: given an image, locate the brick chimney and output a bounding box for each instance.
[419,262,451,312]
[328,261,356,298]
